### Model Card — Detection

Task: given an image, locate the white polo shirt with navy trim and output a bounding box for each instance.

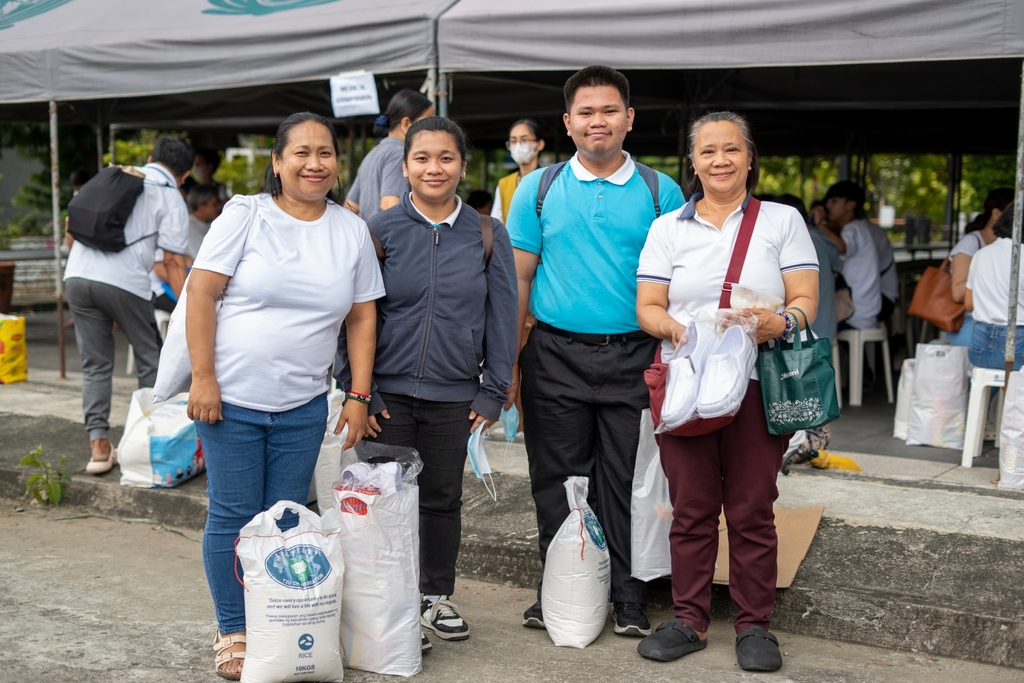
[506,151,684,334]
[637,193,818,359]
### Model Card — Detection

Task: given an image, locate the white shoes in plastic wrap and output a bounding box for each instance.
[660,322,756,431]
[696,325,757,418]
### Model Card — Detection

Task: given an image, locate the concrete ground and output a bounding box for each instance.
[3,500,1021,683]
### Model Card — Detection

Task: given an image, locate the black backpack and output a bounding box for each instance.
[534,160,662,218]
[67,165,152,252]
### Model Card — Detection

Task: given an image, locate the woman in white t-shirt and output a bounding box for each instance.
[186,112,385,680]
[634,112,818,671]
[947,188,1014,346]
[965,205,1024,369]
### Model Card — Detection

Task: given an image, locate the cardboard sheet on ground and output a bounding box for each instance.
[713,506,823,588]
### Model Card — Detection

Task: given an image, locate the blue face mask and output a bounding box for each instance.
[467,423,496,501]
[501,404,519,442]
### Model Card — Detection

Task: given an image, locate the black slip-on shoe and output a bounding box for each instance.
[637,619,708,662]
[613,602,652,637]
[522,600,545,629]
[735,625,782,671]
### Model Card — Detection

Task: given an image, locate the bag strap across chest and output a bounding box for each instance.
[718,196,761,309]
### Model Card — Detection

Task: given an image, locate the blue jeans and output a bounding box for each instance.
[946,312,975,347]
[196,392,328,634]
[968,321,1024,370]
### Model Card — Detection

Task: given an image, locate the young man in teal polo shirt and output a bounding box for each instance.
[506,65,684,636]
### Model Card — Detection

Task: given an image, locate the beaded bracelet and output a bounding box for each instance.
[345,390,371,405]
[776,312,796,342]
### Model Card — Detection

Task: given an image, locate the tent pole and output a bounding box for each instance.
[109,124,116,165]
[1004,59,1024,378]
[426,67,438,112]
[438,72,449,118]
[49,101,66,380]
[94,125,103,173]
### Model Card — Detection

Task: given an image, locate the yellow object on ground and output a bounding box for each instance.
[808,450,862,471]
[0,314,28,384]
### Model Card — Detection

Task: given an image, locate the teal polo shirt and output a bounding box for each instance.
[506,152,684,334]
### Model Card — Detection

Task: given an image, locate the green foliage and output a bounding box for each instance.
[104,129,191,167]
[0,211,50,251]
[756,156,840,208]
[18,447,70,506]
[962,155,1016,215]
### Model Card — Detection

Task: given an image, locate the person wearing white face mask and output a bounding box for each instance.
[492,119,546,224]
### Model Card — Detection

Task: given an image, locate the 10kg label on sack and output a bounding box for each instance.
[237,503,346,683]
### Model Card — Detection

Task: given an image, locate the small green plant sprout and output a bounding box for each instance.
[18,446,70,506]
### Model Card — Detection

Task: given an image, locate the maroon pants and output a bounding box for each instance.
[657,380,789,633]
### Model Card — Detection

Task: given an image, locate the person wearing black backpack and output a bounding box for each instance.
[64,136,193,474]
[504,66,684,637]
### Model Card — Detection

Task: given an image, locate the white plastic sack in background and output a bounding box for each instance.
[118,388,204,488]
[236,501,345,683]
[542,476,611,649]
[312,390,350,509]
[894,358,916,440]
[998,371,1024,490]
[631,410,672,581]
[334,467,421,676]
[907,344,969,449]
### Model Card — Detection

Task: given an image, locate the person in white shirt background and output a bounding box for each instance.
[823,181,883,331]
[965,205,1024,370]
[185,112,384,680]
[948,187,1014,346]
[635,111,818,672]
[151,183,223,313]
[64,136,192,475]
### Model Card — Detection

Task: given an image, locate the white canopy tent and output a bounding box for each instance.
[438,0,1024,71]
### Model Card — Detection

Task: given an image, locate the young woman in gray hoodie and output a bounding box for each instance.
[363,116,518,648]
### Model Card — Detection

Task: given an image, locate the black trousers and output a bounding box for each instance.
[373,392,473,596]
[520,324,658,604]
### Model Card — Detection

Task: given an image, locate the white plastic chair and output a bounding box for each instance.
[961,367,1005,468]
[836,322,894,407]
[126,309,172,375]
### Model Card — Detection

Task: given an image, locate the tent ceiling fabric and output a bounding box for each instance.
[0,0,451,104]
[438,0,1024,71]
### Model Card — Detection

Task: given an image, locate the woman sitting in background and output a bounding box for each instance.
[948,188,1014,346]
[965,204,1024,369]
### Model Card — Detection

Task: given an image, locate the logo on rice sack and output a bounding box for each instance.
[582,511,608,551]
[298,633,314,651]
[266,545,332,589]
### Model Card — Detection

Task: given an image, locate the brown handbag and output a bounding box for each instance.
[907,257,964,332]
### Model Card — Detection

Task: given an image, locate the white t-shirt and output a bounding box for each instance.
[966,238,1024,325]
[839,219,882,330]
[950,230,987,259]
[64,163,189,300]
[191,194,385,412]
[866,221,898,302]
[637,196,818,367]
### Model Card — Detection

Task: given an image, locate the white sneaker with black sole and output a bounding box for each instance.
[421,596,470,640]
[421,631,432,652]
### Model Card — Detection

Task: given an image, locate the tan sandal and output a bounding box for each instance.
[213,631,246,680]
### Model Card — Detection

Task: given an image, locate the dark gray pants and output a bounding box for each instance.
[373,392,474,596]
[520,324,658,604]
[66,277,162,441]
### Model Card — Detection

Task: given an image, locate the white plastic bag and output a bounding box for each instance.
[334,459,422,676]
[312,390,348,509]
[236,501,345,683]
[998,371,1024,490]
[118,387,204,488]
[153,196,258,402]
[907,344,969,449]
[542,476,611,649]
[631,410,672,581]
[894,358,916,440]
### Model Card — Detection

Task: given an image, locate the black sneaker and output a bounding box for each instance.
[522,600,545,629]
[613,602,652,637]
[637,619,708,662]
[421,631,432,653]
[735,626,782,672]
[421,596,470,641]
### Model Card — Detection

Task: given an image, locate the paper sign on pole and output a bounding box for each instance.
[330,71,380,118]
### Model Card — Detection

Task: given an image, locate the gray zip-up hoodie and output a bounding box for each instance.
[355,193,518,421]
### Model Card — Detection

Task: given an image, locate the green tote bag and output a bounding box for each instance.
[757,307,841,436]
